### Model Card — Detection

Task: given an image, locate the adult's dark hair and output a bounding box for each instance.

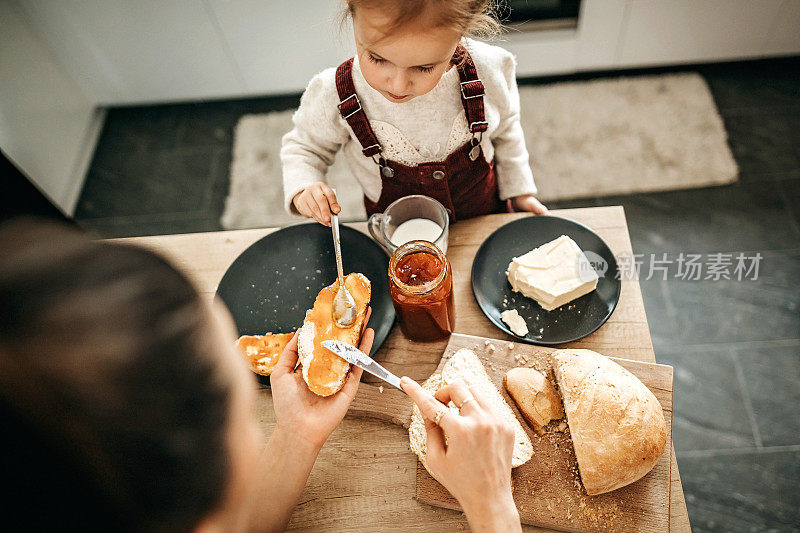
[0,220,231,532]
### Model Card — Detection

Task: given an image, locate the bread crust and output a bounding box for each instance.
[408,374,448,469]
[503,367,564,434]
[298,273,371,396]
[552,349,667,495]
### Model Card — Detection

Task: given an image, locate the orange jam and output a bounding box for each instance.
[389,241,455,342]
[395,251,443,286]
[304,273,371,396]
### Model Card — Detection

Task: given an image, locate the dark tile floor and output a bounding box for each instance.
[75,95,301,237]
[75,57,800,531]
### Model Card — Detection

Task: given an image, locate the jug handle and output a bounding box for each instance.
[367,213,392,255]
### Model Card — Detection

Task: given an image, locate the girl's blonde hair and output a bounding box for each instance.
[344,0,503,40]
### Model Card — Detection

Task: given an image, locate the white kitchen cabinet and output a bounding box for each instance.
[10,0,800,104]
[618,0,787,66]
[763,0,800,55]
[207,0,353,95]
[505,0,629,77]
[15,0,245,105]
[0,2,102,214]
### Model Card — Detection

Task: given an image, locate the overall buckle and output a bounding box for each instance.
[371,153,394,177]
[337,93,362,120]
[469,120,488,133]
[460,80,485,99]
[362,143,382,157]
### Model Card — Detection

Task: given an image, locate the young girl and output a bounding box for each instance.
[282,0,549,226]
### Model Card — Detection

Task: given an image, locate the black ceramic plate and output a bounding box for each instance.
[216,223,395,385]
[471,216,620,345]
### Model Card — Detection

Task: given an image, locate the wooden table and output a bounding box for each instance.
[121,206,691,532]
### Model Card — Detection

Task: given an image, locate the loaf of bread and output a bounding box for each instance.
[409,348,533,470]
[552,349,667,495]
[298,273,371,396]
[236,333,295,376]
[503,367,564,434]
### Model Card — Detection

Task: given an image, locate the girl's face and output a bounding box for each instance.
[353,6,461,103]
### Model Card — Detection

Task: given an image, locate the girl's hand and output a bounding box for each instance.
[270,312,374,451]
[292,182,341,226]
[510,194,550,216]
[401,377,522,533]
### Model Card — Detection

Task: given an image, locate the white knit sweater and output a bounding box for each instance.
[281,38,537,214]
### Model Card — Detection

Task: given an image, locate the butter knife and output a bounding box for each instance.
[322,340,403,390]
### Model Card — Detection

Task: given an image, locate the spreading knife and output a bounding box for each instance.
[321,340,404,391]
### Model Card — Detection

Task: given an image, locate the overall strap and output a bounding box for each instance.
[335,59,383,158]
[453,45,488,134]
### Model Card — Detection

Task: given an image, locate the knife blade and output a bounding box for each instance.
[321,340,403,390]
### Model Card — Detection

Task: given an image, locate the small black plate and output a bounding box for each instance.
[215,223,395,385]
[471,216,620,345]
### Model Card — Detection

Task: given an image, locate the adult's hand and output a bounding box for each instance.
[247,315,372,533]
[270,308,374,450]
[401,377,522,533]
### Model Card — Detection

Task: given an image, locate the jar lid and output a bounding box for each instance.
[389,240,448,295]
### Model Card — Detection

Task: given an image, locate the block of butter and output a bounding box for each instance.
[507,235,599,311]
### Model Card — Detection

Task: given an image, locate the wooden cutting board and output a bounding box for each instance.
[348,333,673,533]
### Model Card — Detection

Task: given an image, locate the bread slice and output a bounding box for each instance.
[503,367,564,434]
[552,349,667,495]
[298,273,371,396]
[408,373,452,468]
[236,333,295,376]
[409,348,534,470]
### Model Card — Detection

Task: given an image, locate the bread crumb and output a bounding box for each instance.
[484,340,490,346]
[508,343,515,350]
[402,467,407,474]
[487,343,495,352]
[379,385,384,393]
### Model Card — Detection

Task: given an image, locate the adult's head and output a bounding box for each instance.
[0,220,260,532]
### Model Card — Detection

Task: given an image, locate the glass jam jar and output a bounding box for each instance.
[388,240,455,342]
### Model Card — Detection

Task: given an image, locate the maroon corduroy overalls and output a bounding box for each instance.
[334,45,506,222]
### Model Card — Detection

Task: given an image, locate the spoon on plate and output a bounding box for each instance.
[330,199,356,328]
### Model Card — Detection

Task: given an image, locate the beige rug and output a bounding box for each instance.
[221,72,737,230]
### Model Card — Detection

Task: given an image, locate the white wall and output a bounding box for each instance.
[0,2,103,215]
